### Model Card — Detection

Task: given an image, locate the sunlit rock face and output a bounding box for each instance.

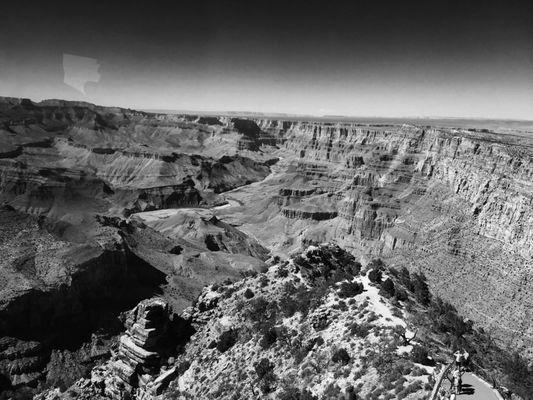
[96,298,178,399]
[262,120,533,255]
[219,119,533,352]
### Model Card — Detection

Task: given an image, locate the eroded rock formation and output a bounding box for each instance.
[35,298,188,400]
[87,298,181,399]
[1,97,533,397]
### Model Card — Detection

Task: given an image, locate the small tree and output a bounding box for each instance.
[338,281,364,298]
[368,258,385,270]
[350,322,372,338]
[368,268,382,283]
[412,272,431,306]
[254,358,276,394]
[380,278,395,298]
[259,327,278,349]
[350,261,363,276]
[254,358,274,379]
[331,348,351,365]
[345,385,360,400]
[399,267,412,289]
[276,265,289,278]
[392,325,418,345]
[394,287,408,302]
[410,344,432,366]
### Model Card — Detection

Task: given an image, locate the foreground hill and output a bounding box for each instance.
[36,245,435,399]
[36,245,529,399]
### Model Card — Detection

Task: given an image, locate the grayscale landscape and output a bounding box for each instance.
[0,1,532,400]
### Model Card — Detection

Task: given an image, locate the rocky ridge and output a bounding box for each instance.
[39,245,442,400]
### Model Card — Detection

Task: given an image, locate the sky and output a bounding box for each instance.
[1,0,532,119]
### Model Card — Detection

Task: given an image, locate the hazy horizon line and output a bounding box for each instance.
[142,108,533,122]
[3,95,533,123]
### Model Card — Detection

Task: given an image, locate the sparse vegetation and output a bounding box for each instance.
[349,322,372,338]
[338,281,364,298]
[382,265,533,399]
[254,358,276,394]
[124,248,533,399]
[379,278,395,298]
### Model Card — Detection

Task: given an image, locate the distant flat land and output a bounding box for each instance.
[144,109,533,137]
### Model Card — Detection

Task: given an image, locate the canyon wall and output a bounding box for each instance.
[253,120,533,352]
[1,97,532,363]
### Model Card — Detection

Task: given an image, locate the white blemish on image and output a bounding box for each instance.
[63,53,101,94]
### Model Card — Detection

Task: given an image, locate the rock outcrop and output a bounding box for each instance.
[115,299,170,387]
[90,298,177,399]
[0,208,170,396]
[45,298,186,400]
[0,338,46,389]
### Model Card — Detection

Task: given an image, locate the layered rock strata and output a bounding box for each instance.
[216,120,533,352]
[1,96,532,358]
[55,298,184,400]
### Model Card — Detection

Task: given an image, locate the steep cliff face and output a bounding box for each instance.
[281,207,338,221]
[87,298,187,400]
[232,118,277,151]
[0,208,169,394]
[213,120,533,353]
[0,99,273,225]
[269,121,533,257]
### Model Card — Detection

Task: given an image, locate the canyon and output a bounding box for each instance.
[0,97,532,398]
